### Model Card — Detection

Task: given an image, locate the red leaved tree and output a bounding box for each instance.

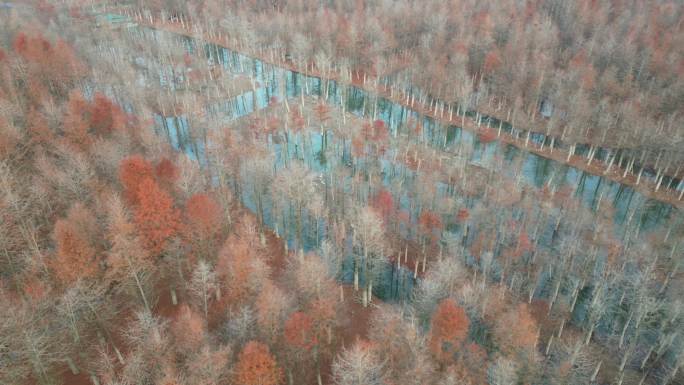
[284,311,317,352]
[184,193,222,258]
[13,32,47,63]
[62,90,91,150]
[494,303,538,359]
[429,299,470,365]
[255,280,291,342]
[289,105,306,134]
[170,304,206,353]
[134,177,181,256]
[308,296,338,349]
[372,189,395,224]
[483,49,502,75]
[155,157,179,191]
[51,203,100,285]
[478,128,497,143]
[419,210,443,246]
[234,341,283,385]
[119,155,155,204]
[26,108,53,145]
[283,310,320,385]
[314,102,331,124]
[90,92,126,136]
[361,120,389,155]
[215,235,255,308]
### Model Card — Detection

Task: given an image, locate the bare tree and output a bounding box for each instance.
[189,260,218,319]
[272,161,318,251]
[487,357,517,385]
[348,205,386,306]
[332,341,386,385]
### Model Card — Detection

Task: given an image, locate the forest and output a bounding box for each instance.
[0,1,682,385]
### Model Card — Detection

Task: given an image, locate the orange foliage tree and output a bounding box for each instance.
[372,189,395,224]
[134,177,181,255]
[155,157,179,190]
[483,49,502,75]
[62,90,92,150]
[214,215,269,310]
[51,204,100,285]
[26,108,53,145]
[62,91,125,149]
[419,210,443,246]
[284,311,317,352]
[170,304,206,353]
[13,32,84,101]
[255,280,291,342]
[119,155,155,204]
[215,235,254,307]
[90,92,126,136]
[233,341,283,385]
[184,193,222,257]
[429,299,470,365]
[308,297,338,349]
[494,303,538,358]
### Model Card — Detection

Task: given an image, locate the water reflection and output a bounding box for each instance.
[129,26,679,302]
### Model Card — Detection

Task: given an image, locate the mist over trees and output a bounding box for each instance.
[0,1,683,385]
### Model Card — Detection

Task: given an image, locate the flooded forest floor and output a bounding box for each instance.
[123,12,683,209]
